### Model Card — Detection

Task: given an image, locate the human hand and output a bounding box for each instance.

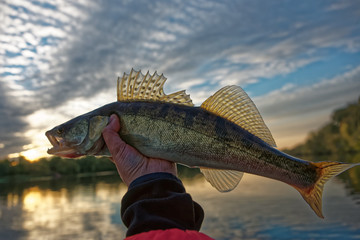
[102,114,177,186]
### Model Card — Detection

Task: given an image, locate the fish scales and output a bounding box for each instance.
[45,69,360,218]
[108,101,318,189]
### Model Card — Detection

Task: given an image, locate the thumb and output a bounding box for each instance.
[102,114,127,157]
[105,114,120,132]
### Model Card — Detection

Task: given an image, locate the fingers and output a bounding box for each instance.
[102,114,178,185]
[102,114,127,158]
[106,114,120,132]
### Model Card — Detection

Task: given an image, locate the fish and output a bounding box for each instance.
[45,69,359,218]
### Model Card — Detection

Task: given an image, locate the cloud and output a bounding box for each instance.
[255,66,360,118]
[0,81,31,156]
[253,65,360,148]
[326,1,352,12]
[0,0,360,157]
[0,0,91,158]
[34,0,360,98]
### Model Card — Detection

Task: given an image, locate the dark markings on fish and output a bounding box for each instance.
[112,102,141,117]
[215,116,227,139]
[45,71,360,219]
[184,109,197,128]
[257,148,317,186]
[129,102,141,116]
[158,103,170,120]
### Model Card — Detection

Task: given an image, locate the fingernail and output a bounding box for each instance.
[109,114,116,123]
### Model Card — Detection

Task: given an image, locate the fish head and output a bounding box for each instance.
[45,114,110,158]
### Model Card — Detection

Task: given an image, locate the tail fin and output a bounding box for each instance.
[294,161,359,218]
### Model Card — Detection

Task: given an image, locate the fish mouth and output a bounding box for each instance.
[45,131,82,158]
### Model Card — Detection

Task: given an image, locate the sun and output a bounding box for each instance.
[21,148,47,162]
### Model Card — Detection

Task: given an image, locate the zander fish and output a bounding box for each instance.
[46,69,359,218]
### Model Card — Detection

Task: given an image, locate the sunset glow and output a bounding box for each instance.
[21,148,47,162]
[1,0,359,160]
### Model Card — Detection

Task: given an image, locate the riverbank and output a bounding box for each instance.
[0,170,119,184]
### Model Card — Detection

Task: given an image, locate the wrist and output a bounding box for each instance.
[126,161,177,186]
[128,172,181,190]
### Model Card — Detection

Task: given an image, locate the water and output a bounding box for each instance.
[0,165,359,240]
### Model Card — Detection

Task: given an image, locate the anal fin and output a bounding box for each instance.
[200,168,244,192]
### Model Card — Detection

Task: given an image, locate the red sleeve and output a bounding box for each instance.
[125,228,214,240]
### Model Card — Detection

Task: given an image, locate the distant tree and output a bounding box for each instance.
[94,157,117,172]
[285,96,360,157]
[10,156,31,175]
[29,158,51,176]
[49,157,79,175]
[77,156,98,173]
[0,159,10,175]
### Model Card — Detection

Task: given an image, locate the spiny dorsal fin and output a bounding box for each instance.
[201,85,276,147]
[117,69,194,106]
[200,168,244,192]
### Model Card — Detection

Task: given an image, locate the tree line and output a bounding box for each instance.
[284,97,360,194]
[0,156,117,177]
[0,155,200,179]
[284,97,360,157]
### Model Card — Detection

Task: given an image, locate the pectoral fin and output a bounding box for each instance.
[200,168,244,192]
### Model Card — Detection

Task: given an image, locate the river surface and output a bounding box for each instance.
[0,166,359,240]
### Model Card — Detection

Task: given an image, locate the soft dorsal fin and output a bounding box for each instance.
[117,69,194,106]
[201,85,276,147]
[200,168,244,192]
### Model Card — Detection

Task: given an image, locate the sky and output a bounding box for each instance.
[0,0,360,161]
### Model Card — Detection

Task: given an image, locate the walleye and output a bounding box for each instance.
[46,69,359,218]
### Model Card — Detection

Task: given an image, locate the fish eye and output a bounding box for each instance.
[56,128,63,135]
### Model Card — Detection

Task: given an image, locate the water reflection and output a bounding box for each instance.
[0,154,359,240]
[188,174,360,239]
[0,175,128,240]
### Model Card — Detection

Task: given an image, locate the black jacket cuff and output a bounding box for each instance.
[121,172,204,237]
